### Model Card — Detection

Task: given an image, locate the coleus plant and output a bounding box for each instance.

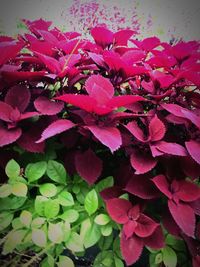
[0,18,200,267]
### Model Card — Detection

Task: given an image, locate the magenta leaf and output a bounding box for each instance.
[120,233,143,266]
[36,119,75,143]
[152,175,172,199]
[123,220,137,239]
[144,226,165,249]
[130,150,157,174]
[135,214,158,238]
[34,96,64,115]
[125,174,160,199]
[107,95,145,109]
[125,121,146,142]
[5,85,31,112]
[149,115,166,142]
[0,101,13,122]
[168,200,195,237]
[0,41,24,66]
[185,140,200,165]
[91,27,114,48]
[114,29,134,46]
[106,198,131,224]
[87,125,122,153]
[176,180,200,202]
[0,125,22,147]
[155,141,188,156]
[75,148,102,184]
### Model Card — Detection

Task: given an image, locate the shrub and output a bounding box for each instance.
[0,19,200,267]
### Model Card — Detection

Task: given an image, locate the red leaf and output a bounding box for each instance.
[185,140,200,165]
[36,119,75,143]
[91,27,114,48]
[120,233,143,266]
[168,200,195,237]
[114,29,134,46]
[2,71,46,84]
[176,180,200,202]
[0,101,13,122]
[149,115,166,142]
[87,125,122,153]
[123,220,137,239]
[100,186,123,201]
[152,175,172,199]
[0,125,21,147]
[135,214,158,237]
[106,198,131,224]
[34,52,61,74]
[144,225,165,249]
[108,95,145,109]
[130,150,157,174]
[125,121,146,142]
[180,156,200,180]
[155,141,188,156]
[75,149,102,184]
[0,41,24,65]
[125,174,160,199]
[34,96,64,115]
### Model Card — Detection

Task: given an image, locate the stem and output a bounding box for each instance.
[2,255,20,267]
[21,243,54,267]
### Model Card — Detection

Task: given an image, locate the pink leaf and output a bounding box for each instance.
[0,101,13,122]
[114,30,134,46]
[34,52,61,74]
[168,200,195,237]
[144,225,165,249]
[87,125,122,153]
[108,95,145,109]
[185,140,200,165]
[36,119,75,143]
[0,41,24,65]
[123,220,137,239]
[0,125,21,147]
[91,27,114,48]
[130,150,157,174]
[125,121,146,142]
[149,115,166,142]
[135,214,158,237]
[106,198,131,224]
[125,174,160,199]
[120,233,143,266]
[75,149,102,184]
[155,141,188,156]
[34,96,64,115]
[177,180,200,202]
[152,175,172,199]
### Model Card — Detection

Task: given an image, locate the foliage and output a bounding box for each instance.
[0,18,200,266]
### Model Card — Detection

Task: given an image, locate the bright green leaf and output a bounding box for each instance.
[5,159,20,179]
[46,160,66,184]
[101,224,113,236]
[25,161,47,182]
[3,230,27,254]
[12,218,24,230]
[0,184,12,198]
[84,189,98,216]
[20,210,32,227]
[162,246,177,267]
[66,232,84,252]
[31,217,46,228]
[114,256,124,267]
[32,229,47,247]
[84,222,101,248]
[0,212,14,231]
[34,196,49,216]
[44,199,60,218]
[57,256,75,267]
[155,253,163,264]
[59,209,79,223]
[95,176,114,193]
[58,191,74,206]
[39,183,57,197]
[95,214,110,225]
[11,182,27,197]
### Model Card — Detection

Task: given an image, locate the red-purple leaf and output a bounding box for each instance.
[152,175,172,199]
[100,186,123,201]
[36,119,75,143]
[144,226,165,249]
[155,141,188,156]
[106,198,131,224]
[0,125,22,147]
[5,85,31,112]
[149,115,166,142]
[114,30,134,46]
[185,140,200,165]
[34,52,61,74]
[176,180,200,202]
[0,101,13,122]
[168,200,195,237]
[87,125,122,153]
[108,95,145,109]
[0,41,24,66]
[123,220,137,239]
[120,233,143,266]
[34,96,64,115]
[130,150,157,174]
[125,121,146,142]
[135,214,158,237]
[75,149,102,184]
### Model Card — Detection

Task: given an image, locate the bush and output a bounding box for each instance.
[0,19,200,267]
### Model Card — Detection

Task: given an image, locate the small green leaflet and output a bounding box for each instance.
[57,191,74,206]
[57,256,75,267]
[84,189,98,216]
[39,183,57,197]
[0,184,12,198]
[20,210,32,227]
[0,212,14,231]
[32,228,47,247]
[162,246,177,267]
[5,159,20,179]
[11,182,28,197]
[46,160,67,184]
[25,161,47,182]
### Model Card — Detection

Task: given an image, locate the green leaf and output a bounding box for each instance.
[39,183,57,197]
[0,212,14,231]
[46,160,66,184]
[11,182,28,197]
[3,230,27,254]
[12,218,24,230]
[41,255,55,267]
[94,251,114,267]
[44,199,60,218]
[25,161,47,182]
[114,256,124,267]
[32,229,47,247]
[155,253,163,264]
[84,189,98,216]
[162,246,177,267]
[101,224,113,236]
[95,176,114,193]
[48,222,63,244]
[20,210,32,227]
[57,191,74,206]
[98,234,113,250]
[66,232,84,252]
[0,196,26,211]
[95,214,110,225]
[166,234,186,251]
[5,159,20,179]
[0,184,12,198]
[83,221,101,248]
[59,209,79,223]
[57,256,75,267]
[31,217,46,228]
[35,196,49,216]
